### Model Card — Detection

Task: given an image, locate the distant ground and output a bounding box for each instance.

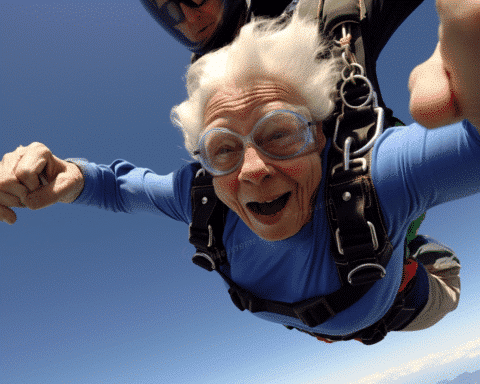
[438,369,480,384]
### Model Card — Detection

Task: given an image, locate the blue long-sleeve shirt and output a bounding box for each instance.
[72,121,480,336]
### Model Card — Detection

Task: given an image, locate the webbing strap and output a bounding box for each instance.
[288,261,419,345]
[325,105,393,287]
[319,0,365,33]
[189,167,228,271]
[217,265,373,328]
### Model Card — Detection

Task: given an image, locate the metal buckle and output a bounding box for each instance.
[195,168,206,178]
[335,221,379,256]
[189,223,213,247]
[331,158,367,177]
[347,263,386,285]
[192,252,216,271]
[340,74,374,109]
[333,106,385,158]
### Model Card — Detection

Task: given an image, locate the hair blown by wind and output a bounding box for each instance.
[170,10,341,157]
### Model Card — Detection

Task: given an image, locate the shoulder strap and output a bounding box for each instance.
[318,0,398,122]
[318,0,367,77]
[325,106,393,287]
[188,165,229,271]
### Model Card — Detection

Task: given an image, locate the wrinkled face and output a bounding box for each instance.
[204,79,326,241]
[156,0,224,43]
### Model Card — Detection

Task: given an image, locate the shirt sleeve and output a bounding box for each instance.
[69,159,197,225]
[372,120,480,245]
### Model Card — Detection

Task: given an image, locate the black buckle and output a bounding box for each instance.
[335,221,379,256]
[294,297,336,328]
[192,252,216,271]
[189,223,213,248]
[228,287,261,313]
[359,320,388,345]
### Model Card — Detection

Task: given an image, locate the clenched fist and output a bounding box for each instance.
[0,142,84,224]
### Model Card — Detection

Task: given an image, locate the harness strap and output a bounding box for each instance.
[298,259,419,345]
[189,167,229,271]
[221,267,373,328]
[325,105,393,287]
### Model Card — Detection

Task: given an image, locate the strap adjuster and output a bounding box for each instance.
[294,297,336,328]
[192,252,216,271]
[331,157,367,177]
[335,221,379,255]
[189,223,213,248]
[228,287,261,313]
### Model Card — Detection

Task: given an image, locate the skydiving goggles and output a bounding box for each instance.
[156,0,210,26]
[193,109,318,176]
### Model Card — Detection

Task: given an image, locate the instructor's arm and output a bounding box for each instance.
[409,0,480,132]
[0,142,84,224]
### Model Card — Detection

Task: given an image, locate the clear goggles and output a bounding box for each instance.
[194,109,317,176]
[157,0,210,26]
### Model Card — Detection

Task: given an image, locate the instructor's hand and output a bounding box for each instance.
[0,142,84,224]
[409,0,480,130]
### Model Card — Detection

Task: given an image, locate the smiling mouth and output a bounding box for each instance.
[246,192,292,216]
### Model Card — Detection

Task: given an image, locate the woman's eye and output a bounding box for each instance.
[265,129,297,145]
[209,138,241,162]
[270,131,287,140]
[216,146,235,155]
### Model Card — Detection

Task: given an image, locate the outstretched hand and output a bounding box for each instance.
[0,142,84,224]
[409,0,480,130]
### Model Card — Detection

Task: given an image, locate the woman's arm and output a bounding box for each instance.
[0,142,194,225]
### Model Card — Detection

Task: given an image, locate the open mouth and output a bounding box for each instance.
[246,192,292,216]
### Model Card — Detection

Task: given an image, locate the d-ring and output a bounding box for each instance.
[340,74,374,109]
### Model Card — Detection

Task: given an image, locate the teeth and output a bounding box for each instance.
[265,200,274,203]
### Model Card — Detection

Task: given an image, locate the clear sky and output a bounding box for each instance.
[1,1,479,383]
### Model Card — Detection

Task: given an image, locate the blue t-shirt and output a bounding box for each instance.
[73,120,480,336]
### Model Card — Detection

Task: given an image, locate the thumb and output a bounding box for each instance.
[23,162,84,210]
[408,45,461,128]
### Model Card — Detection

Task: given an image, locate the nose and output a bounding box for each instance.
[179,3,201,23]
[238,146,273,185]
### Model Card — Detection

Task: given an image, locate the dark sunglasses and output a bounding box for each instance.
[157,0,209,26]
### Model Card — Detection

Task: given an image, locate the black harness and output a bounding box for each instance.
[187,0,418,345]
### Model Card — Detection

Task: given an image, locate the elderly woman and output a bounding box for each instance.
[1,2,479,344]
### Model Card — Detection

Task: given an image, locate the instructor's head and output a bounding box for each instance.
[172,10,340,240]
[140,0,247,54]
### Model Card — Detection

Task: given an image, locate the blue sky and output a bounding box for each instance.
[1,1,479,383]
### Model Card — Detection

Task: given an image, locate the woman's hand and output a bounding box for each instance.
[0,142,84,224]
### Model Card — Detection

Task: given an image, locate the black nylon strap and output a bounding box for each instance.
[189,166,228,271]
[301,273,419,345]
[220,266,373,328]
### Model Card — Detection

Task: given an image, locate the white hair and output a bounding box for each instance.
[171,7,341,156]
